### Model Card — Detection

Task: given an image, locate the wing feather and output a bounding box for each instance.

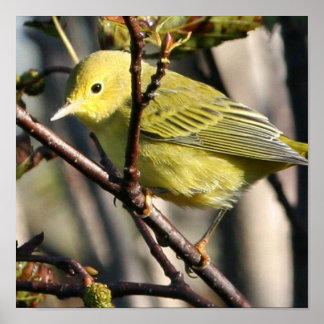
[140,71,306,165]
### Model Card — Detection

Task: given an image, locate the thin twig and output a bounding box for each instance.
[89,132,122,181]
[122,16,145,192]
[122,19,175,190]
[121,19,188,199]
[16,279,215,307]
[132,216,218,307]
[110,281,217,307]
[142,32,173,106]
[16,281,84,299]
[133,216,180,281]
[16,66,72,91]
[16,232,44,256]
[52,16,79,64]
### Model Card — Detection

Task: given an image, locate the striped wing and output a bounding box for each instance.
[140,78,307,165]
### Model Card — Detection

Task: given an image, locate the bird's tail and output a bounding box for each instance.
[280,135,308,161]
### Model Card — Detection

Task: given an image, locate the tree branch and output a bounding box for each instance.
[132,216,218,307]
[16,281,84,300]
[110,281,217,307]
[122,16,145,191]
[16,279,215,307]
[16,104,251,307]
[16,104,122,199]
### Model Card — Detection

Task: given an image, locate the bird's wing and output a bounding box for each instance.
[140,79,306,164]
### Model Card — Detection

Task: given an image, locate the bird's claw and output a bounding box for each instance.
[192,238,211,269]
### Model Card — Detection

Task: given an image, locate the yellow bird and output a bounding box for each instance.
[51,50,308,262]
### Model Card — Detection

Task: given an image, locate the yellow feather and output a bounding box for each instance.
[52,50,308,209]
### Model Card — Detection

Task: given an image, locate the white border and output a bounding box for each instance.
[5,0,323,323]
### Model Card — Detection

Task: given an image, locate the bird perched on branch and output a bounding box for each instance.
[51,50,308,264]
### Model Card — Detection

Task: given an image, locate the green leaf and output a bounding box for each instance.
[16,261,54,307]
[98,16,263,58]
[154,16,263,53]
[16,156,32,180]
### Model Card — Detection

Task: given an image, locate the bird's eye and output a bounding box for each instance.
[91,83,103,94]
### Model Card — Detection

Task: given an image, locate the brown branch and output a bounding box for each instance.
[122,18,174,189]
[110,281,217,307]
[133,215,180,280]
[16,279,215,307]
[132,216,218,307]
[142,32,173,106]
[89,131,122,181]
[16,232,44,256]
[16,233,215,306]
[142,206,251,307]
[16,104,251,307]
[122,16,146,190]
[16,281,84,299]
[16,104,122,201]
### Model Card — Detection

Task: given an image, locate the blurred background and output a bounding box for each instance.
[16,16,308,307]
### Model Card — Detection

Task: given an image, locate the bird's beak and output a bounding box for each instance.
[50,101,82,121]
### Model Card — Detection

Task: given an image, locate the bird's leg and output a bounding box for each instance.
[142,188,153,216]
[194,209,227,268]
[142,187,169,215]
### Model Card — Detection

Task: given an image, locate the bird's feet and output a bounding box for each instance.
[193,238,211,269]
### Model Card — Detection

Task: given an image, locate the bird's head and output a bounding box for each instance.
[51,51,132,125]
